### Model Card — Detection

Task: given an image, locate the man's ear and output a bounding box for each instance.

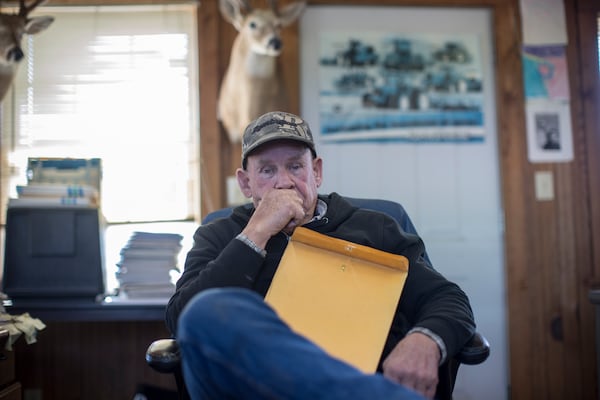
[236,168,252,198]
[313,157,323,188]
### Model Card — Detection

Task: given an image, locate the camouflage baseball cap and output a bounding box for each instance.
[242,111,316,168]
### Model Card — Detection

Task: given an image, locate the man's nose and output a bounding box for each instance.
[274,170,294,189]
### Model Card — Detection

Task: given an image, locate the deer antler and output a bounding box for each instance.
[18,0,47,17]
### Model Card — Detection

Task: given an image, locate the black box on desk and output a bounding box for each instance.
[2,207,105,300]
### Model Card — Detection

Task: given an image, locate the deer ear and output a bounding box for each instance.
[278,2,306,27]
[25,16,54,35]
[219,0,248,32]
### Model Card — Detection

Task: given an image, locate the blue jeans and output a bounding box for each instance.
[177,287,424,400]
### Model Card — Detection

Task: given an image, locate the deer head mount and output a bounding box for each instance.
[217,0,306,144]
[0,0,54,103]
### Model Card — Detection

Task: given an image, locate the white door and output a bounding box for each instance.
[300,6,507,400]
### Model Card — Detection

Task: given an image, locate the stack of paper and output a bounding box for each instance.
[116,231,183,299]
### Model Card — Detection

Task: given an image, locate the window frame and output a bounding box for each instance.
[0,3,201,225]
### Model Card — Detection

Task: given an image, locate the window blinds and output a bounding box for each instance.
[1,5,199,223]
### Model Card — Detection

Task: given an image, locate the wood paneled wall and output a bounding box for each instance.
[15,321,176,400]
[7,0,600,399]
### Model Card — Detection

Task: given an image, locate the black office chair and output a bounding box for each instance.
[146,197,490,400]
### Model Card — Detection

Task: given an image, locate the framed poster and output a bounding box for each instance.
[317,32,485,143]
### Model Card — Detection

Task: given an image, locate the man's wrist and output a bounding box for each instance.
[406,327,447,365]
[236,233,267,258]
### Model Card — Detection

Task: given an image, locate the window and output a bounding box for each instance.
[0,5,199,224]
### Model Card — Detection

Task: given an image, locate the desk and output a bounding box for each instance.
[6,297,167,322]
[590,290,600,400]
[5,299,177,400]
[1,220,196,399]
[0,329,20,400]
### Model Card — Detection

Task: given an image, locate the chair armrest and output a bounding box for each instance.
[455,331,490,365]
[0,329,8,361]
[145,331,491,374]
[146,338,181,374]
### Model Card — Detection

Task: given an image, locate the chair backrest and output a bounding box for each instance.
[148,196,488,400]
[202,196,431,265]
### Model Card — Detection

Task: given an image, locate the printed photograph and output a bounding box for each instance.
[535,112,561,150]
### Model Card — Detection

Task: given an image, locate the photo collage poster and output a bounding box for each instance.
[317,32,485,143]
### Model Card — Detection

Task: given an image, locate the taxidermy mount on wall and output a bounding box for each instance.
[217,0,306,144]
[0,0,54,102]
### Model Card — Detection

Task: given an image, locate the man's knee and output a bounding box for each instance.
[178,287,262,337]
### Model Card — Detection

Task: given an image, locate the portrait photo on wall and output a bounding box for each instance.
[317,32,486,143]
[526,99,573,163]
[535,113,561,150]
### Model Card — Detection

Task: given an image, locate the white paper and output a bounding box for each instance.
[519,0,568,45]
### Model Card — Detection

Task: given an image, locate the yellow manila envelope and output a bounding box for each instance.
[265,227,409,373]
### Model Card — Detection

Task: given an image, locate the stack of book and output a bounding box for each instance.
[116,231,184,300]
[8,158,102,209]
[8,183,99,208]
[27,158,101,190]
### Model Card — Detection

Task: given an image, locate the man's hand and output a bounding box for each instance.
[243,189,308,248]
[382,332,441,399]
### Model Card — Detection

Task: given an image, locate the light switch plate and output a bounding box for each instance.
[535,171,554,201]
